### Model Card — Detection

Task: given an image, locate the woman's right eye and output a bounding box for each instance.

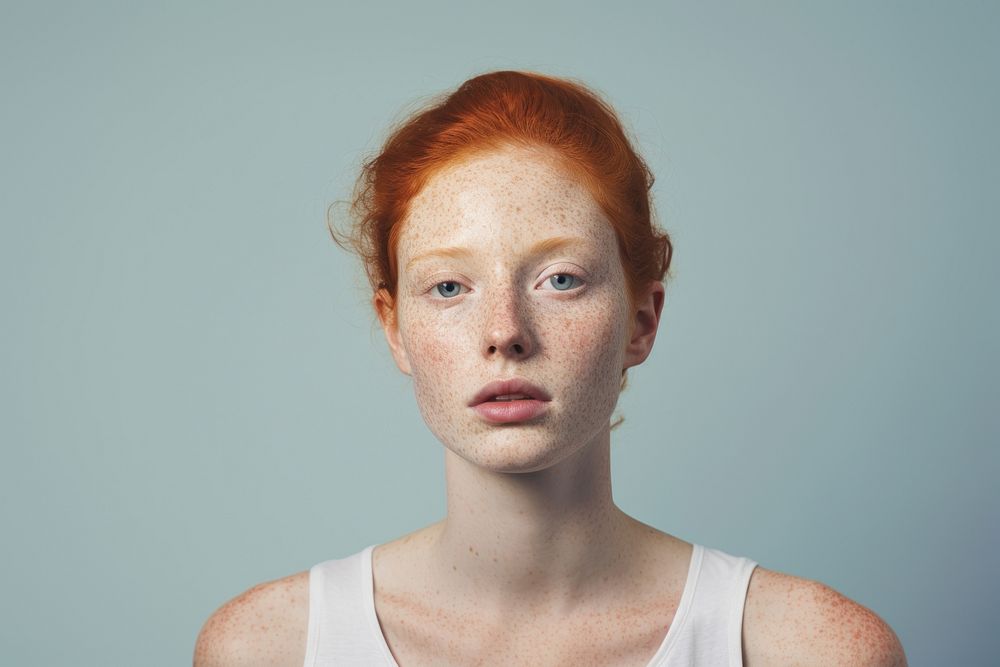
[434,281,466,298]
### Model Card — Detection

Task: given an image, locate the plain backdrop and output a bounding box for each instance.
[2,1,997,665]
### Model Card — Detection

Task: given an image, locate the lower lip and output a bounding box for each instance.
[472,399,549,424]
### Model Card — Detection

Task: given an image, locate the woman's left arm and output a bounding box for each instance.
[742,567,907,666]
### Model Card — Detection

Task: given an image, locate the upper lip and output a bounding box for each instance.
[468,377,552,406]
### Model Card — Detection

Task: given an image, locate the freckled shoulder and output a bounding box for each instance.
[193,570,311,667]
[742,566,908,667]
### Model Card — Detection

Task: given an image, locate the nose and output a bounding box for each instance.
[481,286,536,360]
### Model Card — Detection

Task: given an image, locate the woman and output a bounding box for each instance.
[194,70,906,666]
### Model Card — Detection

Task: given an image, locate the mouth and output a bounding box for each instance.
[468,378,551,424]
[468,378,552,407]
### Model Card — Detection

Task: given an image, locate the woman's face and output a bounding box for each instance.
[379,145,654,472]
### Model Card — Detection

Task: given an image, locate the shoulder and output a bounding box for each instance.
[742,566,907,667]
[193,569,311,667]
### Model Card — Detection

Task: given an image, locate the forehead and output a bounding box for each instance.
[398,146,614,257]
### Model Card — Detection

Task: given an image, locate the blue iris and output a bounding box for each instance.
[436,281,462,298]
[549,274,578,291]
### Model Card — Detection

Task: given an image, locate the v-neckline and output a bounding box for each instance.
[360,541,704,667]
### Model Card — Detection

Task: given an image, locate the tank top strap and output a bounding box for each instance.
[303,544,395,666]
[654,544,758,666]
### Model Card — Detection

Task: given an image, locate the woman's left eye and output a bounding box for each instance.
[544,273,583,291]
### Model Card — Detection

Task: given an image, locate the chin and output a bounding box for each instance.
[442,428,598,474]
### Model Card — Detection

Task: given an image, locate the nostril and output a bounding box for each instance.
[512,343,524,354]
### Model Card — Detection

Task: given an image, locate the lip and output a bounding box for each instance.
[468,377,552,407]
[472,399,549,424]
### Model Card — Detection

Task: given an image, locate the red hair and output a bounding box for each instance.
[332,70,672,314]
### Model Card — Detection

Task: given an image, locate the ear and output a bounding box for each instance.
[623,281,665,370]
[374,289,412,376]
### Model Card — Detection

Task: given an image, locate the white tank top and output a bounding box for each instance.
[303,542,758,666]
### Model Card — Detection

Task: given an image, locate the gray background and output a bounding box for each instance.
[2,1,996,665]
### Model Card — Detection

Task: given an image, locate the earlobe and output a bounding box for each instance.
[374,289,412,376]
[623,281,665,370]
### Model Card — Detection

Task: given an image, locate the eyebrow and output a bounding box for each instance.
[406,236,591,270]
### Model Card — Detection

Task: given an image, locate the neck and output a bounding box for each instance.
[425,426,643,617]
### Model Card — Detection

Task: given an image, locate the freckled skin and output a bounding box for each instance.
[390,145,632,474]
[193,573,309,666]
[192,144,908,667]
[369,144,687,665]
[742,569,908,666]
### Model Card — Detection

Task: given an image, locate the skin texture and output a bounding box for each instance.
[359,145,683,664]
[375,144,668,612]
[192,145,907,666]
[193,571,309,665]
[384,142,649,476]
[742,568,908,666]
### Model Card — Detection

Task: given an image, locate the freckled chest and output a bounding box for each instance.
[373,586,684,667]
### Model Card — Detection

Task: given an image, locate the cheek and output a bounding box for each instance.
[409,333,450,369]
[551,300,628,367]
[398,314,473,437]
[399,311,466,388]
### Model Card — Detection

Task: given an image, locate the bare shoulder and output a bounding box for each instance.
[742,566,907,667]
[193,570,311,667]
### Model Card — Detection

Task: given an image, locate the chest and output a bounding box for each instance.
[373,590,683,667]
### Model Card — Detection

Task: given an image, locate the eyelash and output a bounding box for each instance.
[426,270,587,300]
